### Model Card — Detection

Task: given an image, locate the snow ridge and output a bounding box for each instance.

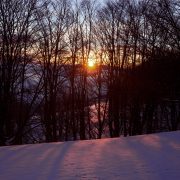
[0,131,180,180]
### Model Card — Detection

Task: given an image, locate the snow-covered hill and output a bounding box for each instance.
[0,131,180,180]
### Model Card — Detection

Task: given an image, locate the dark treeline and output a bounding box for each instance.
[0,0,180,145]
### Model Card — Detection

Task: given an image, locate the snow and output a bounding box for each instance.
[0,131,180,180]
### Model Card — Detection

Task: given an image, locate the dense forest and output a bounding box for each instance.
[0,0,180,146]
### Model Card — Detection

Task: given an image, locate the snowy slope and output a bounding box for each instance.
[0,131,180,180]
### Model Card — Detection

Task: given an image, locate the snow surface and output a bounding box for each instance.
[0,131,180,180]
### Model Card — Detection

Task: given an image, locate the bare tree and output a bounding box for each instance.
[0,0,41,145]
[35,0,71,142]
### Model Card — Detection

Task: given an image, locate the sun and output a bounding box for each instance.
[87,52,97,69]
[88,58,95,68]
